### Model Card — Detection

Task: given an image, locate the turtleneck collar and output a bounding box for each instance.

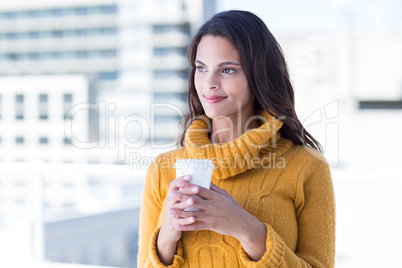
[184,110,293,180]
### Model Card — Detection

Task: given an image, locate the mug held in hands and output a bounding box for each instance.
[174,159,215,211]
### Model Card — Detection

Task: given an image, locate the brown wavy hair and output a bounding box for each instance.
[178,10,322,152]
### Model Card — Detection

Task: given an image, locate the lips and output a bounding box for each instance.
[204,95,227,104]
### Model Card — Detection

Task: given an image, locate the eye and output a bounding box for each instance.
[222,68,235,74]
[196,66,206,72]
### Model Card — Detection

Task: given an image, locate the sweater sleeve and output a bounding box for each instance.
[137,156,184,268]
[238,158,336,268]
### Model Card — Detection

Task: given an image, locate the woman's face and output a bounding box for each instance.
[194,35,255,121]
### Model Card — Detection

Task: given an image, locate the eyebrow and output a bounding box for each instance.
[195,59,241,67]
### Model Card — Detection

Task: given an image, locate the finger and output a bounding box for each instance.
[177,221,207,231]
[170,196,195,210]
[176,180,199,190]
[166,184,200,208]
[177,185,199,195]
[194,185,217,200]
[166,176,191,207]
[171,195,208,213]
[175,216,196,227]
[210,183,226,194]
[168,190,195,203]
[168,207,197,218]
[169,175,191,191]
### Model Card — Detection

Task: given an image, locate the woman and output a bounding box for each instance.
[138,10,335,267]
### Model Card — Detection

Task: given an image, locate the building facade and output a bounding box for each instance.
[0,75,88,163]
[0,0,204,164]
[0,1,208,267]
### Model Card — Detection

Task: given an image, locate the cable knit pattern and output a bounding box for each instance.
[138,111,336,268]
[184,111,292,180]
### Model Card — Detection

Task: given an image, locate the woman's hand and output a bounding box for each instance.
[169,182,268,262]
[157,175,199,265]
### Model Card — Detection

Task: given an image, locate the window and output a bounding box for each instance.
[63,30,74,38]
[99,50,117,58]
[76,51,88,58]
[86,7,98,15]
[153,24,190,34]
[15,180,25,187]
[52,51,64,59]
[99,27,117,35]
[64,93,72,102]
[51,30,64,38]
[63,93,73,119]
[39,137,48,144]
[16,137,24,144]
[51,8,66,17]
[99,71,118,80]
[87,28,98,36]
[75,7,88,15]
[154,92,187,103]
[6,32,18,40]
[28,53,41,60]
[99,5,117,14]
[154,47,169,57]
[7,53,22,61]
[6,12,19,20]
[39,94,48,120]
[153,25,177,34]
[28,31,41,39]
[15,94,24,120]
[3,27,117,41]
[15,198,26,205]
[28,10,43,18]
[153,47,185,57]
[153,70,180,79]
[0,6,123,20]
[153,115,181,124]
[63,51,74,59]
[62,182,74,188]
[358,100,402,110]
[76,29,88,37]
[63,137,72,145]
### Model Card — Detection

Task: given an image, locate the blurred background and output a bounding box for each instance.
[0,0,401,267]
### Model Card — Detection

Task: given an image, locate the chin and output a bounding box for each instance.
[204,110,231,120]
[204,110,219,119]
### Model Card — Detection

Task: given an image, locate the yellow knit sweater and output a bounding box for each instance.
[138,111,335,267]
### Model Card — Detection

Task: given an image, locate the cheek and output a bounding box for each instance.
[231,79,251,100]
[194,75,206,99]
[194,76,201,93]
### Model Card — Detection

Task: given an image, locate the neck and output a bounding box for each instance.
[210,113,260,143]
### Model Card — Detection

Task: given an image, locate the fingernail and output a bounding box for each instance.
[184,175,190,180]
[177,181,184,187]
[176,226,183,230]
[169,192,176,198]
[191,186,198,193]
[188,217,194,223]
[186,198,193,205]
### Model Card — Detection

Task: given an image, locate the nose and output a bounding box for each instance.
[205,72,220,90]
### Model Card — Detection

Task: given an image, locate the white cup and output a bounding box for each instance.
[174,159,215,211]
